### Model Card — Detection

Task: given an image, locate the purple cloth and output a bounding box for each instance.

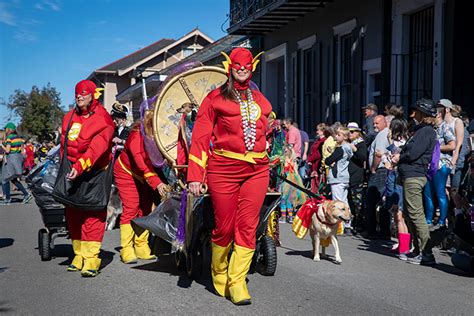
[300,130,309,157]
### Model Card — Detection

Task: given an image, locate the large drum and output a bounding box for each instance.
[152,66,227,165]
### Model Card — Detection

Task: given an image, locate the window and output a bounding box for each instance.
[182,48,194,58]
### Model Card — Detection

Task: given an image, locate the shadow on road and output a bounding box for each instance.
[0,301,13,313]
[42,243,115,269]
[0,238,14,249]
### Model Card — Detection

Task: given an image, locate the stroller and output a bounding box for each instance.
[132,190,281,280]
[26,146,68,261]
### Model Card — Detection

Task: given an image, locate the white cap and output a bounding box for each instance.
[437,99,454,109]
[347,122,361,131]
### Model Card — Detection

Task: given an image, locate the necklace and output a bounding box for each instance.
[233,89,259,151]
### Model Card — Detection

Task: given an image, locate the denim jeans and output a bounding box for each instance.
[424,164,451,225]
[384,170,403,210]
[2,178,29,200]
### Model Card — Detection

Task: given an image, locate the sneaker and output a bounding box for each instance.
[406,252,436,266]
[0,199,12,205]
[398,252,410,261]
[286,215,293,224]
[429,223,446,232]
[343,227,353,236]
[22,194,33,204]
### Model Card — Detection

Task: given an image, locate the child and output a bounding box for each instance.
[325,127,353,231]
[279,144,307,224]
[385,118,411,260]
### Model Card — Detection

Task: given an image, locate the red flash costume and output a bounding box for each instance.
[61,80,114,277]
[187,48,271,305]
[114,126,162,263]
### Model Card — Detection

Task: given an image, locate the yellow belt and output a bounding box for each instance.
[213,149,267,164]
[118,156,145,183]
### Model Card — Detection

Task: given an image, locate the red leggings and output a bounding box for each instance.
[207,156,269,249]
[65,208,106,242]
[114,162,154,225]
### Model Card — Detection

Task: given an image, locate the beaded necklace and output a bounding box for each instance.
[233,89,259,151]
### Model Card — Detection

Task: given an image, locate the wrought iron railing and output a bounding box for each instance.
[229,0,277,26]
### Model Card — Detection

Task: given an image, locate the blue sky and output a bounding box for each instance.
[0,0,229,126]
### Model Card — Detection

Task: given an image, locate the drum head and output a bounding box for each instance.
[152,66,227,164]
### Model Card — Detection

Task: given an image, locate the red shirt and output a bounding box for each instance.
[187,88,272,183]
[118,127,162,189]
[61,101,114,177]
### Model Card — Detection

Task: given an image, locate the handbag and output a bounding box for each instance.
[52,111,114,210]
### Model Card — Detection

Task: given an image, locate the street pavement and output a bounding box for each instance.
[1,199,473,315]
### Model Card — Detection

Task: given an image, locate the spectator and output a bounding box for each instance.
[0,122,32,205]
[347,122,367,234]
[423,105,455,230]
[294,122,310,184]
[385,118,410,259]
[325,127,353,233]
[322,122,341,178]
[392,98,438,266]
[366,114,391,239]
[282,118,302,159]
[307,123,329,193]
[24,139,35,174]
[363,103,378,146]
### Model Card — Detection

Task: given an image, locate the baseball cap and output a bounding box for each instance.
[437,99,454,110]
[347,122,361,131]
[4,122,16,130]
[362,103,378,112]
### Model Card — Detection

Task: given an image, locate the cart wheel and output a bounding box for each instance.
[38,229,52,261]
[175,250,186,271]
[186,241,203,280]
[257,235,277,276]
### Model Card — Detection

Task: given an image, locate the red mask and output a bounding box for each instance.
[229,48,253,90]
[75,80,96,98]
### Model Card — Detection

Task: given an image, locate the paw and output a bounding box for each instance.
[335,257,342,264]
[313,255,321,262]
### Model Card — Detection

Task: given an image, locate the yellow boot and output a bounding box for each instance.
[134,229,156,260]
[120,224,138,264]
[228,245,255,305]
[211,242,232,297]
[80,241,102,277]
[67,239,83,272]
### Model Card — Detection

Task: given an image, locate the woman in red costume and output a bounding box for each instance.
[24,139,35,174]
[114,120,167,264]
[62,80,114,277]
[188,48,271,305]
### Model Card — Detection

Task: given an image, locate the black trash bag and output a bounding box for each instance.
[132,193,182,245]
[26,148,64,210]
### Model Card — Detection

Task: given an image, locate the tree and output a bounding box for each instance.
[5,83,64,141]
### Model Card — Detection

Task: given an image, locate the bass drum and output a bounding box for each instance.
[152,66,227,165]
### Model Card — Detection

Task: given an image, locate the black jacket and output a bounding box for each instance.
[349,141,367,184]
[398,123,436,179]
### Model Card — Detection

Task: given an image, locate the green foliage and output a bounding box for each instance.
[5,83,64,142]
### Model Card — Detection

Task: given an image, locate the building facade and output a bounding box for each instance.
[229,0,473,136]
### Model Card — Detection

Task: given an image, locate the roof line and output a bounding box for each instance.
[97,38,176,72]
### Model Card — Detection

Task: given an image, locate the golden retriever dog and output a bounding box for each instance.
[309,200,351,264]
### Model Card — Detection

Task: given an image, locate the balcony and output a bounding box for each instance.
[228,0,332,35]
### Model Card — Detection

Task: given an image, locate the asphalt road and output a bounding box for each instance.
[1,199,473,315]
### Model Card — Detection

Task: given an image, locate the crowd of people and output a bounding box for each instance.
[1,47,473,304]
[266,99,474,266]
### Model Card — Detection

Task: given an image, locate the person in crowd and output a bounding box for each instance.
[24,139,35,175]
[438,100,465,201]
[423,105,455,230]
[363,103,378,146]
[110,102,131,159]
[0,123,32,205]
[384,117,410,259]
[278,144,307,224]
[325,126,353,232]
[366,115,391,239]
[114,120,167,264]
[269,119,286,158]
[294,122,310,183]
[347,122,367,234]
[392,98,438,266]
[321,122,341,178]
[187,48,270,305]
[282,118,302,159]
[61,79,115,277]
[307,123,329,193]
